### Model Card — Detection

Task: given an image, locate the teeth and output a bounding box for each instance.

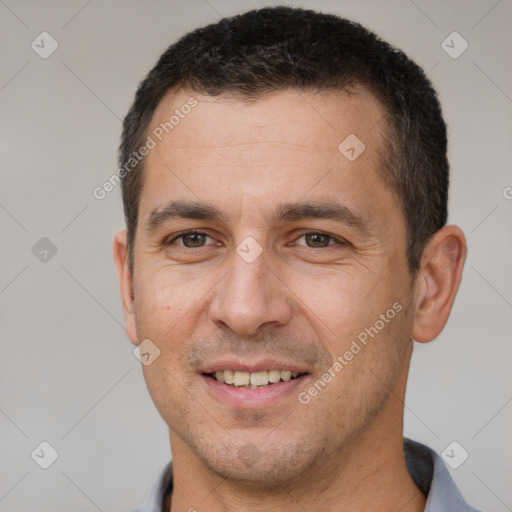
[280,370,292,382]
[250,371,269,386]
[224,370,235,385]
[268,370,281,383]
[211,369,302,387]
[233,371,250,386]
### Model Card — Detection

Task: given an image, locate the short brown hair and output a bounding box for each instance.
[119,6,448,275]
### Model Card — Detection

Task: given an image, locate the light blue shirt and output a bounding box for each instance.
[132,438,481,511]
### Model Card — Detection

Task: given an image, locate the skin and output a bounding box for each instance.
[114,87,467,512]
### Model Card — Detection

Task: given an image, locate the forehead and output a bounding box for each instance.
[140,87,397,230]
[148,86,386,156]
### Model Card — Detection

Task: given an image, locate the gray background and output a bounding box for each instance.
[0,0,511,510]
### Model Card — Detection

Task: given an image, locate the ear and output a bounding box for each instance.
[113,230,138,345]
[412,225,467,343]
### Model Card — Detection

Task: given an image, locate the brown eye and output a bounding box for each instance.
[295,233,336,248]
[172,231,212,248]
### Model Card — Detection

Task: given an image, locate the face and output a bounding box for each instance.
[124,88,417,486]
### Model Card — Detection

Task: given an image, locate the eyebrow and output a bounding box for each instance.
[145,199,375,235]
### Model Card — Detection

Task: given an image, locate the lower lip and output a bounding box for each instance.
[201,374,308,408]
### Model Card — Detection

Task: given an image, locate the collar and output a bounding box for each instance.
[404,438,481,511]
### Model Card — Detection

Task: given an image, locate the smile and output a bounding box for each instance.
[208,370,303,388]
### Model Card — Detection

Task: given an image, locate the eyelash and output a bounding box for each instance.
[167,230,345,249]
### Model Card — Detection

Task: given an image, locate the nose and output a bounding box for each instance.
[208,247,292,336]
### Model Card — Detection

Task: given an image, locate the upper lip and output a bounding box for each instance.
[200,358,310,374]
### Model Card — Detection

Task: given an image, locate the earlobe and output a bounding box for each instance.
[113,230,138,345]
[412,225,467,343]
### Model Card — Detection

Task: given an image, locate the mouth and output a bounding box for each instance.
[200,359,311,407]
[205,370,305,389]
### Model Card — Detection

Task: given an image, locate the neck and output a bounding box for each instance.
[166,411,425,511]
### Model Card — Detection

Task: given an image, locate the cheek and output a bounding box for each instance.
[133,265,208,341]
[134,262,218,318]
[133,268,207,424]
[291,264,391,343]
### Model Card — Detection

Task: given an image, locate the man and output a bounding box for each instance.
[113,6,479,512]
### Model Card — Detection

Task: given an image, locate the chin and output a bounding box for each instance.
[195,432,324,488]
